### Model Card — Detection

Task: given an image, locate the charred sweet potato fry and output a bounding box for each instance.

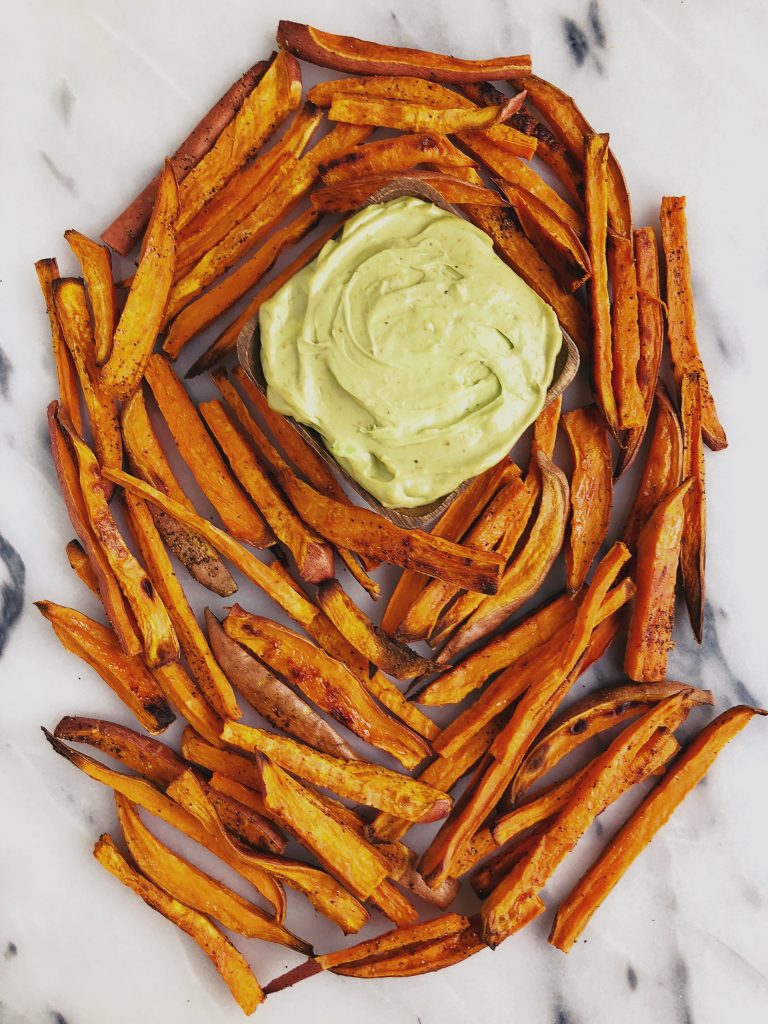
[205,609,358,760]
[680,373,706,642]
[93,834,264,1014]
[223,722,449,823]
[65,538,99,593]
[176,50,302,231]
[550,706,766,952]
[660,196,727,451]
[35,259,82,433]
[199,399,333,583]
[316,579,434,679]
[64,230,115,366]
[608,233,645,429]
[622,387,684,551]
[312,170,506,211]
[122,492,240,719]
[336,922,486,978]
[625,480,693,680]
[144,355,272,548]
[121,387,236,597]
[320,132,476,185]
[277,20,530,80]
[99,161,178,401]
[562,405,613,594]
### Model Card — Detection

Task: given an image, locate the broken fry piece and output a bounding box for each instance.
[562,405,613,594]
[65,538,99,593]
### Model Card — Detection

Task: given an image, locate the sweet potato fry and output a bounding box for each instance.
[562,405,613,593]
[64,230,115,366]
[435,454,569,661]
[93,834,264,1014]
[608,233,644,429]
[176,50,302,231]
[625,480,693,680]
[317,579,434,679]
[278,20,530,80]
[164,207,322,359]
[149,661,225,749]
[101,58,270,254]
[122,492,240,719]
[497,180,590,292]
[336,923,486,978]
[549,706,766,952]
[660,196,726,451]
[65,538,99,593]
[121,387,236,596]
[223,722,449,823]
[328,92,522,134]
[680,373,706,641]
[199,399,334,583]
[205,609,357,760]
[622,387,684,551]
[37,603,174,732]
[320,133,476,185]
[35,259,83,433]
[525,393,562,496]
[584,133,618,433]
[99,161,178,401]
[312,170,505,211]
[144,355,272,548]
[52,278,122,492]
[57,411,180,669]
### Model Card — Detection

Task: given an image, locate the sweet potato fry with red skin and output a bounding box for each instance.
[121,387,236,596]
[93,834,264,1014]
[680,373,706,641]
[622,388,684,552]
[101,58,270,254]
[53,279,122,494]
[223,722,449,823]
[618,226,666,475]
[35,259,83,433]
[176,50,302,232]
[312,170,506,211]
[320,133,476,185]
[660,196,727,451]
[562,405,613,594]
[100,161,178,401]
[58,412,179,669]
[164,208,321,359]
[608,233,645,429]
[205,609,358,761]
[550,706,766,952]
[625,480,693,680]
[277,21,530,80]
[144,355,272,548]
[122,492,240,719]
[64,230,115,366]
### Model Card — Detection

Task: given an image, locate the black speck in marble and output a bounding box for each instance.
[0,345,11,398]
[40,152,77,195]
[627,964,638,990]
[5,941,18,959]
[0,533,25,656]
[57,82,75,126]
[563,18,589,66]
[588,1,607,48]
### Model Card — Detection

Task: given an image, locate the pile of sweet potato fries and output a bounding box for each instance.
[34,21,761,1015]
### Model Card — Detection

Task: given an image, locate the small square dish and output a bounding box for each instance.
[237,176,579,528]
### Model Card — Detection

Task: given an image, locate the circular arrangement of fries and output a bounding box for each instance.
[34,19,764,1016]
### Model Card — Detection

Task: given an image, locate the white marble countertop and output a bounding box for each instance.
[2,1,768,1022]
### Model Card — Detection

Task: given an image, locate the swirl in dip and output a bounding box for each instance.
[260,196,561,508]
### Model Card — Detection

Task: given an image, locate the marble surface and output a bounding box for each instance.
[2,1,768,1021]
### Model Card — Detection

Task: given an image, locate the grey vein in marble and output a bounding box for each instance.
[39,152,77,195]
[0,534,25,655]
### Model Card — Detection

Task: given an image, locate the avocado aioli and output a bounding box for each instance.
[259,196,561,508]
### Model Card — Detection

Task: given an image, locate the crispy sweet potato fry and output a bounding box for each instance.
[122,492,240,719]
[584,133,618,433]
[622,387,684,552]
[223,722,449,823]
[562,405,613,593]
[64,230,115,366]
[121,387,236,596]
[100,161,178,401]
[199,399,334,583]
[144,355,272,548]
[550,706,766,952]
[101,58,270,254]
[278,21,530,80]
[58,412,179,669]
[680,373,706,642]
[93,834,264,1014]
[660,196,726,451]
[321,132,476,185]
[65,538,98,593]
[328,93,523,133]
[625,480,693,680]
[176,50,302,231]
[336,923,486,978]
[150,661,226,749]
[608,233,644,429]
[312,170,506,211]
[37,602,174,732]
[205,609,358,760]
[164,208,322,359]
[317,579,434,679]
[497,180,590,293]
[35,259,82,433]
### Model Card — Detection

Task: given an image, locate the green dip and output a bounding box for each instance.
[259,196,561,508]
